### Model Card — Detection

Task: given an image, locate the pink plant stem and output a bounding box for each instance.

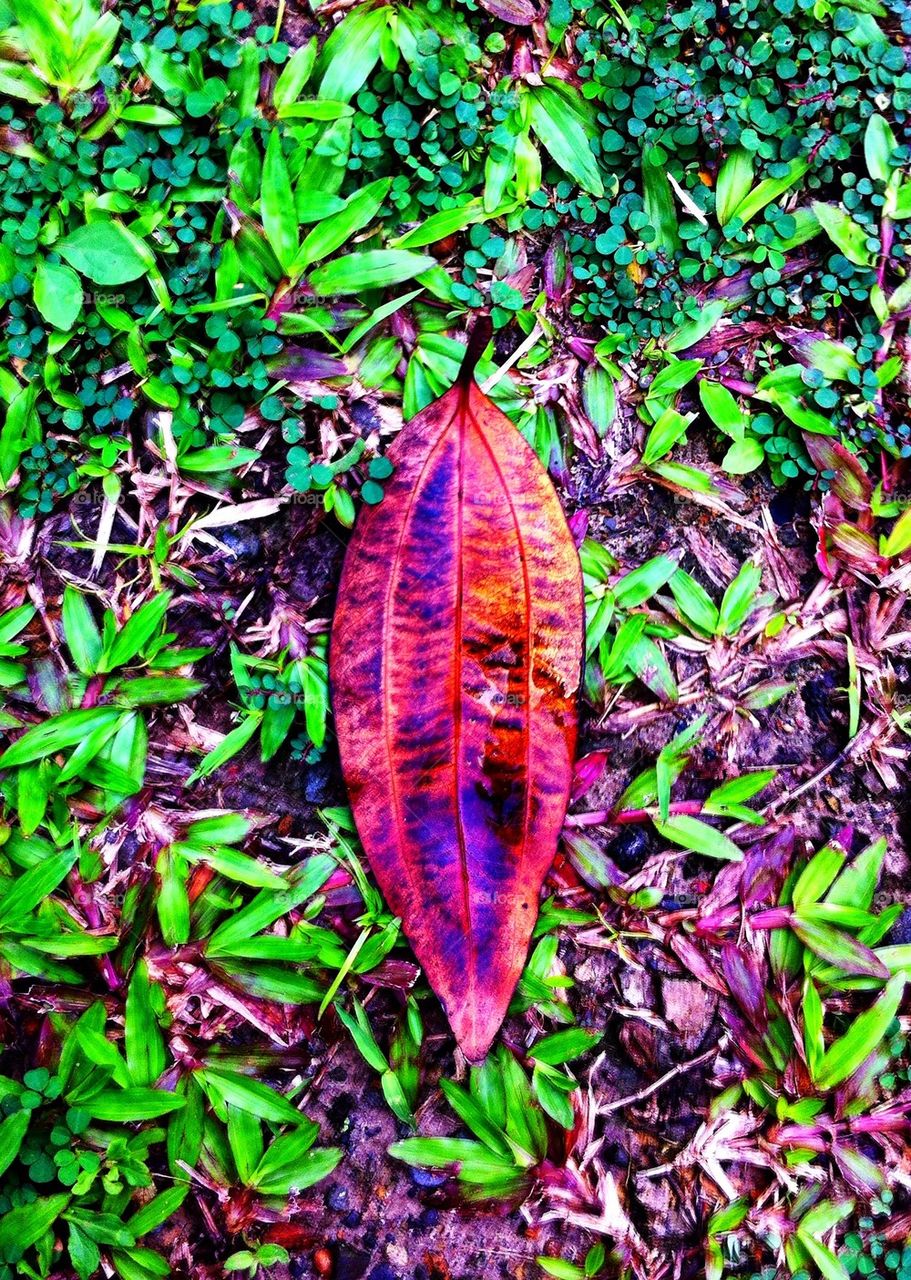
[68,869,122,990]
[566,800,705,827]
[878,216,893,292]
[850,1109,911,1134]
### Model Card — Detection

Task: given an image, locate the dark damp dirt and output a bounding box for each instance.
[13,400,910,1279]
[132,479,911,1278]
[244,450,908,1279]
[0,0,906,1272]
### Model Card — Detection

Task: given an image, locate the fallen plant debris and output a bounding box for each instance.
[0,0,910,1277]
[331,334,584,1062]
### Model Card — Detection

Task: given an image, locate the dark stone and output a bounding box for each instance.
[607,824,651,871]
[770,491,797,526]
[327,1092,355,1132]
[888,907,911,946]
[367,1266,399,1280]
[217,525,263,560]
[350,399,383,432]
[344,1210,363,1228]
[770,487,811,527]
[801,671,837,726]
[335,1246,371,1280]
[326,1182,349,1212]
[303,759,335,804]
[117,831,141,867]
[411,1167,448,1188]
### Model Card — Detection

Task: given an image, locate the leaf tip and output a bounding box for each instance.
[448,1000,502,1064]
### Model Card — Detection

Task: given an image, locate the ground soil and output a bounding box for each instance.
[24,402,905,1279]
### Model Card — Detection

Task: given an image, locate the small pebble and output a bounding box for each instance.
[386,1244,408,1270]
[608,824,650,871]
[326,1183,349,1212]
[335,1245,371,1280]
[217,525,262,560]
[410,1167,448,1188]
[888,906,911,946]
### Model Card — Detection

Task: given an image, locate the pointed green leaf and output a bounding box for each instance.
[815,973,905,1089]
[261,130,299,274]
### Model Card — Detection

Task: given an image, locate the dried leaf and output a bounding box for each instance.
[801,433,872,511]
[477,0,537,21]
[332,361,583,1059]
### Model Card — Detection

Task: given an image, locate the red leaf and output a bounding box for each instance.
[830,522,886,574]
[477,0,538,21]
[721,943,767,1024]
[331,371,583,1060]
[802,432,872,511]
[571,748,609,802]
[669,934,728,995]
